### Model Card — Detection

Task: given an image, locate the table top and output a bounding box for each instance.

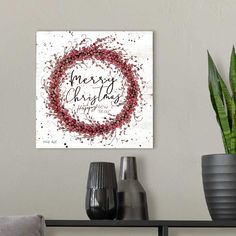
[45,220,236,227]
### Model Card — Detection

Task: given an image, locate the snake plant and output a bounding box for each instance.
[208,47,236,154]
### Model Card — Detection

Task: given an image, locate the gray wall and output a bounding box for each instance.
[0,0,235,235]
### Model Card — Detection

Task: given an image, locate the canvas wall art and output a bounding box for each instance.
[36,31,153,148]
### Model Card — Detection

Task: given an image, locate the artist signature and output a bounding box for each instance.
[43,140,57,144]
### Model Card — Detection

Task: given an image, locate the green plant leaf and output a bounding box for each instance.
[208,48,236,154]
[208,52,222,115]
[213,93,231,153]
[208,52,231,153]
[230,46,236,103]
[208,52,223,102]
[230,112,236,153]
[219,79,233,128]
[217,116,230,153]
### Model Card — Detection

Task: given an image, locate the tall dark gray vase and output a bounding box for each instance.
[202,154,236,220]
[117,156,149,220]
[86,162,117,220]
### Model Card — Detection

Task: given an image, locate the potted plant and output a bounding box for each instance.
[202,47,236,220]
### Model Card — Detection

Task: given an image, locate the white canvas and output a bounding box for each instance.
[36,31,153,148]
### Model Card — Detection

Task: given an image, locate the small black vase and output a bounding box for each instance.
[86,162,117,220]
[117,156,149,220]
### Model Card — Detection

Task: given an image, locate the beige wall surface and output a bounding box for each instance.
[0,0,236,235]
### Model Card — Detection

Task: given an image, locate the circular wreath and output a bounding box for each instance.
[47,40,140,138]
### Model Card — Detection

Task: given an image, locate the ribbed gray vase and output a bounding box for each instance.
[117,156,149,220]
[202,154,236,220]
